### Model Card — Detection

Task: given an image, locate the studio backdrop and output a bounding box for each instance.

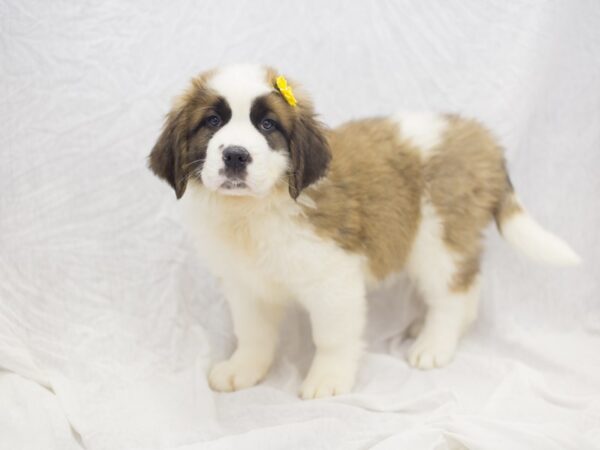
[1,1,599,449]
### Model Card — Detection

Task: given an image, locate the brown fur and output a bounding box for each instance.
[287,103,331,199]
[426,115,508,291]
[263,70,332,198]
[302,115,511,289]
[302,118,423,280]
[249,93,293,152]
[149,73,223,198]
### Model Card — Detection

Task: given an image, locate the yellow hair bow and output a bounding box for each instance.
[276,75,297,107]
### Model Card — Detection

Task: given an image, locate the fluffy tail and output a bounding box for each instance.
[494,180,581,266]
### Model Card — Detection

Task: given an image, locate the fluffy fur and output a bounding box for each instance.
[149,64,580,398]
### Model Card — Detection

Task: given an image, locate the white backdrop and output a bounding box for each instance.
[1,1,599,449]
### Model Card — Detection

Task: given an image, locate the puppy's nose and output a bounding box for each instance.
[222,146,251,172]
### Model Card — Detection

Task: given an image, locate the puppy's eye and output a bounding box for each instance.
[206,115,222,128]
[260,118,275,131]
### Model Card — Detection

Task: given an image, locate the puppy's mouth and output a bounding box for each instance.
[218,177,251,195]
[220,179,247,190]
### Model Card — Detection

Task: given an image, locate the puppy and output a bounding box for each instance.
[148,64,580,399]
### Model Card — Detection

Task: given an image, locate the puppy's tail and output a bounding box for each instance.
[494,178,581,266]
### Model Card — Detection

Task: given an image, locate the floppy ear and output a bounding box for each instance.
[288,109,331,199]
[148,109,188,199]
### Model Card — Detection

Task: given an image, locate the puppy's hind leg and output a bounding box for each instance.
[407,277,480,369]
[406,202,481,369]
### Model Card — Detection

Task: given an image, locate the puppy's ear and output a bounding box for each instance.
[148,109,188,199]
[288,107,331,199]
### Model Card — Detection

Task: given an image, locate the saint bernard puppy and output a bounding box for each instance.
[149,64,580,399]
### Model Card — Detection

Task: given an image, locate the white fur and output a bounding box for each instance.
[406,201,479,369]
[500,205,581,266]
[207,64,272,111]
[201,65,289,197]
[393,112,447,156]
[181,183,366,398]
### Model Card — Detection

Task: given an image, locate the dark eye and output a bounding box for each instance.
[206,115,222,128]
[260,118,275,131]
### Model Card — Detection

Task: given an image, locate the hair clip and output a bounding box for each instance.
[276,75,297,107]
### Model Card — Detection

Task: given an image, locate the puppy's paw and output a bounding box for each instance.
[300,357,356,399]
[208,357,269,392]
[300,371,354,400]
[407,331,457,370]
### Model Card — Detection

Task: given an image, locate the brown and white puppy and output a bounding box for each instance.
[149,64,580,399]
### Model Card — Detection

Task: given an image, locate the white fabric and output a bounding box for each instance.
[1,1,599,448]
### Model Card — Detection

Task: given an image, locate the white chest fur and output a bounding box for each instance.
[179,183,366,302]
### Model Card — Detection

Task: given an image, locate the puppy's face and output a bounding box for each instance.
[149,65,330,200]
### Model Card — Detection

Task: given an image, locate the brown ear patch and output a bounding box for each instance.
[148,108,188,198]
[148,72,224,199]
[289,108,331,199]
[263,71,332,198]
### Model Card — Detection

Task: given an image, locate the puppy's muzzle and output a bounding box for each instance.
[222,146,251,175]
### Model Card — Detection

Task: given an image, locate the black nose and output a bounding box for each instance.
[222,146,251,172]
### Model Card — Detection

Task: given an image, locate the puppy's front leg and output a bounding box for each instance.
[209,281,283,392]
[298,276,366,399]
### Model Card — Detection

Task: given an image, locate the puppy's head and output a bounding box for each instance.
[148,64,330,200]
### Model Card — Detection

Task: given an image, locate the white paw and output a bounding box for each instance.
[407,331,457,370]
[208,357,269,392]
[300,356,357,399]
